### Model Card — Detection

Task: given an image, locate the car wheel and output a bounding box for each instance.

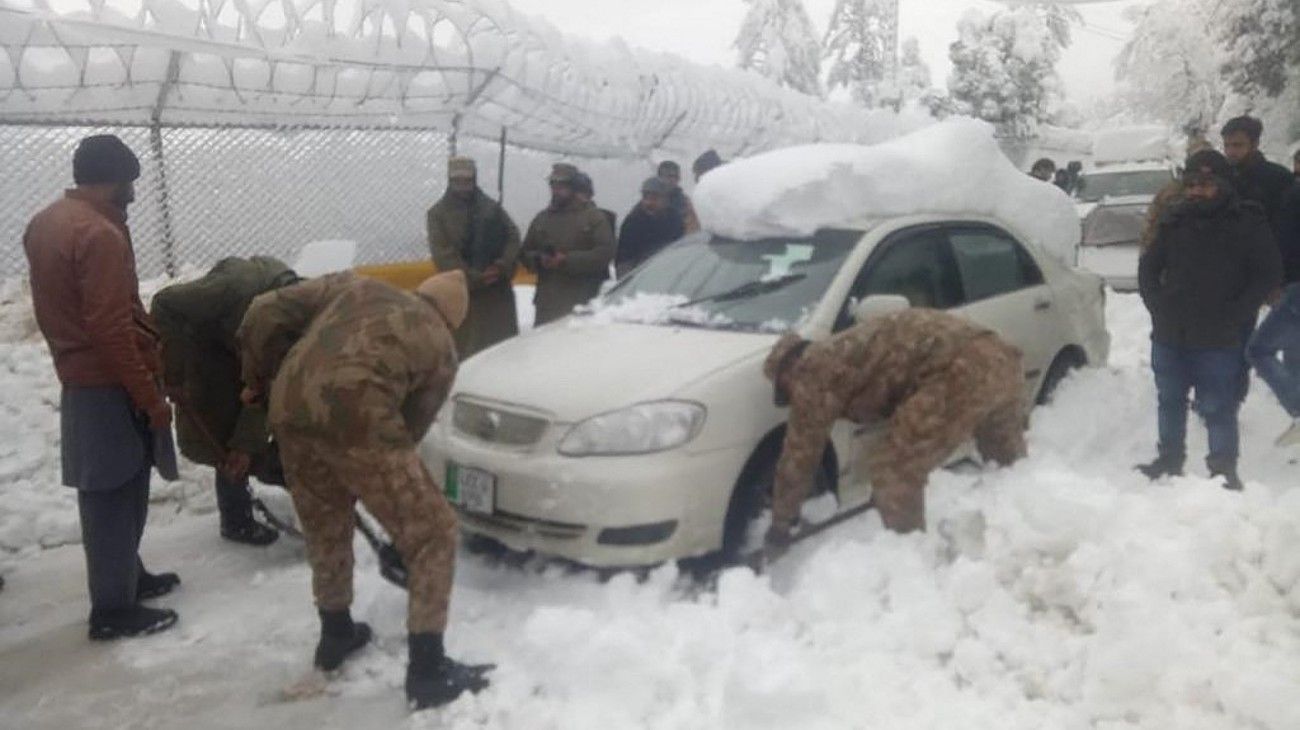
[1036,348,1086,405]
[720,444,834,562]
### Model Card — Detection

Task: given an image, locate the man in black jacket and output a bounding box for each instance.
[616,177,685,279]
[1137,151,1280,489]
[1221,116,1295,230]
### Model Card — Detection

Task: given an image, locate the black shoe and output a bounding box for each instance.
[1136,455,1184,480]
[89,606,178,640]
[137,571,180,600]
[313,610,372,671]
[221,521,280,547]
[406,633,493,711]
[1208,460,1244,492]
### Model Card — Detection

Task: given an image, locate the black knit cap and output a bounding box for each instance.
[1183,149,1231,183]
[73,134,141,185]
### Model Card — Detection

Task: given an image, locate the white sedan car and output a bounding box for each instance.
[422,214,1109,568]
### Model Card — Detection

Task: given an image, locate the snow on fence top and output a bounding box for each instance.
[694,117,1082,265]
[0,0,926,158]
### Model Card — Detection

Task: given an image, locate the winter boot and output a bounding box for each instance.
[313,610,372,671]
[221,519,279,547]
[89,606,178,640]
[405,633,493,711]
[137,570,181,600]
[1207,457,1244,492]
[1136,453,1184,480]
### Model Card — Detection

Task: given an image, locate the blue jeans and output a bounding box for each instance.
[1152,342,1241,465]
[1247,283,1300,418]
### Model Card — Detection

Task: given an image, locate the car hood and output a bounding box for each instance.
[453,321,778,421]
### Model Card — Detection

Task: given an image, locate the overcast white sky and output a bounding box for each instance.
[508,0,1142,108]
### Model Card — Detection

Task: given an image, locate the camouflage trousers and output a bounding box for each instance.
[868,336,1026,533]
[278,434,458,634]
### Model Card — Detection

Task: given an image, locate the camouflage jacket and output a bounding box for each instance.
[237,272,457,448]
[765,310,1010,525]
[152,256,296,464]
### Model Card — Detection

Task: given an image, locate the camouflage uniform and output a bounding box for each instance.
[765,309,1026,534]
[238,272,459,633]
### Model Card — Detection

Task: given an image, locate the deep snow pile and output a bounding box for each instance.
[3,291,1300,730]
[693,118,1081,266]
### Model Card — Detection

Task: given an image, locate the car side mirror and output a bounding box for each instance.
[852,294,911,324]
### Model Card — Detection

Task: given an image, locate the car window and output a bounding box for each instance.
[1073,170,1172,203]
[947,227,1044,302]
[837,228,962,330]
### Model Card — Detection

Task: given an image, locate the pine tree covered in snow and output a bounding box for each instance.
[946,7,1071,138]
[735,0,824,97]
[1216,0,1300,99]
[1115,0,1226,136]
[822,0,895,107]
[896,37,932,106]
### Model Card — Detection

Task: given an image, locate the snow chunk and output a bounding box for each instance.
[694,117,1081,266]
[571,292,735,329]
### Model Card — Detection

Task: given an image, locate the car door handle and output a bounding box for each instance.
[1034,298,1052,311]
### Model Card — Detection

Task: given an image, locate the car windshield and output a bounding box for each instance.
[597,229,860,331]
[1074,169,1172,202]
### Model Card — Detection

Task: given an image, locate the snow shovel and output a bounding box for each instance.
[741,498,876,573]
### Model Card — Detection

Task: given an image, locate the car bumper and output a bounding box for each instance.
[421,420,748,568]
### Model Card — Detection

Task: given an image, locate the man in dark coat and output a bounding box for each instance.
[692,149,723,182]
[656,161,700,233]
[1221,116,1295,230]
[616,177,685,278]
[23,135,180,639]
[1137,151,1281,489]
[151,256,301,546]
[521,164,615,325]
[572,171,617,235]
[427,156,521,357]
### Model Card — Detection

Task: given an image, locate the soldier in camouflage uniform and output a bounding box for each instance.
[763,309,1026,546]
[520,163,615,325]
[152,256,301,546]
[237,270,491,710]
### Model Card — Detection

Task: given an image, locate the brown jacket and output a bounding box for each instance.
[23,190,165,417]
[520,200,615,325]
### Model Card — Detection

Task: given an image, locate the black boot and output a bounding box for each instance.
[1207,457,1244,492]
[405,633,493,710]
[313,610,372,671]
[89,606,178,640]
[137,570,181,600]
[221,519,279,547]
[1136,453,1184,480]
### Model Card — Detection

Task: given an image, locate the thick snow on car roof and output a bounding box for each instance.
[693,118,1081,265]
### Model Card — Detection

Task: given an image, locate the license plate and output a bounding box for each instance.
[445,463,495,515]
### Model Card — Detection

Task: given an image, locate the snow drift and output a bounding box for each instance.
[693,118,1082,266]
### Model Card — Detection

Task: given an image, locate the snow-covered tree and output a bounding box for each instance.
[1216,0,1300,99]
[735,0,824,97]
[896,37,931,105]
[946,7,1070,138]
[822,0,895,106]
[1115,0,1226,134]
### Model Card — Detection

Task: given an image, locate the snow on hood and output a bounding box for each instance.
[694,117,1081,265]
[454,322,774,421]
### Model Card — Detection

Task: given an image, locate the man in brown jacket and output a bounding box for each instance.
[763,308,1026,547]
[23,135,180,640]
[427,156,521,357]
[520,163,615,325]
[238,270,491,710]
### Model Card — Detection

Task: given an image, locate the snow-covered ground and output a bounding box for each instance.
[3,286,1300,729]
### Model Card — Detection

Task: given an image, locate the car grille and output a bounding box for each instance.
[459,510,586,541]
[452,399,549,446]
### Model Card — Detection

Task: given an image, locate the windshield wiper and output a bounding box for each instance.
[673,273,808,309]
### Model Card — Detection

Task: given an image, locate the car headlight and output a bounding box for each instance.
[558,401,706,456]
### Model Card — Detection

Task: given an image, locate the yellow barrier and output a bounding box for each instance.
[355,260,537,290]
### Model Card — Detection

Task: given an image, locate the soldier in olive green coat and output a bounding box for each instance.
[151,256,300,545]
[427,156,521,357]
[520,163,615,325]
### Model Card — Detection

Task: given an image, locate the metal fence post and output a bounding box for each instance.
[151,52,182,277]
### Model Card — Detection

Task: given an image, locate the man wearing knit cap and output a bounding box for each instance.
[521,162,615,324]
[616,176,686,278]
[238,270,492,710]
[427,156,521,358]
[23,134,181,640]
[1137,149,1280,489]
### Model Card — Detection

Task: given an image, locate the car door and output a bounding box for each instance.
[942,224,1062,401]
[828,225,966,506]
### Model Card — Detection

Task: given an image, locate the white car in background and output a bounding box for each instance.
[1072,163,1176,290]
[1072,163,1176,219]
[422,120,1110,569]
